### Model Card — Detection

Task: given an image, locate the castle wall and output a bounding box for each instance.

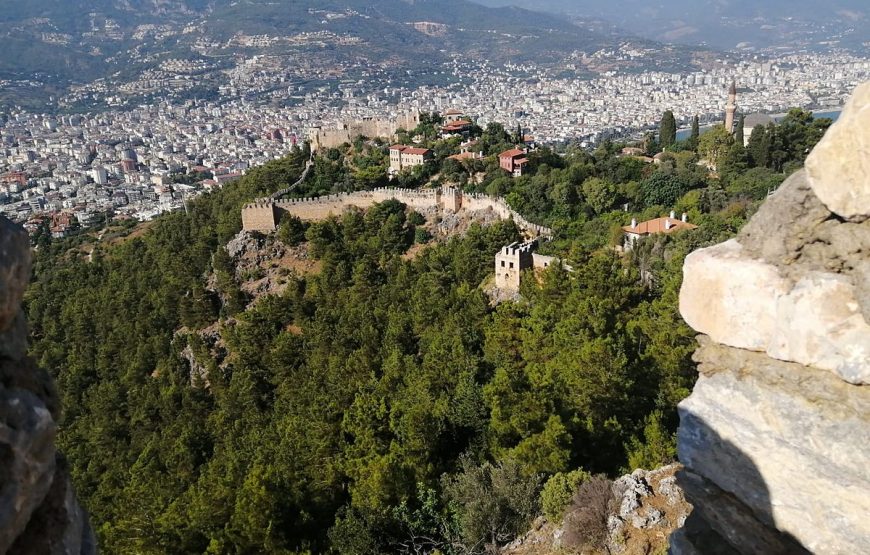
[241,203,279,232]
[241,187,553,238]
[308,110,420,152]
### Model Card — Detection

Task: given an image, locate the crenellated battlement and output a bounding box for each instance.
[241,186,554,237]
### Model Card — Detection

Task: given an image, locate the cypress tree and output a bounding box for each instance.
[689,115,700,147]
[659,110,676,150]
[735,114,745,146]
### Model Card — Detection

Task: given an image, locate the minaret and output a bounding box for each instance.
[725,81,737,133]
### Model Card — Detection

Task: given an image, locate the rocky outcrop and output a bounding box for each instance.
[502,465,690,555]
[672,83,870,553]
[0,215,95,554]
[805,83,870,223]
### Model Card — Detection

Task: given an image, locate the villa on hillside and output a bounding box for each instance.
[389,145,433,174]
[441,119,473,138]
[622,211,697,249]
[499,148,529,177]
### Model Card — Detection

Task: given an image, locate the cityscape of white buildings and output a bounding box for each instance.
[2,49,867,237]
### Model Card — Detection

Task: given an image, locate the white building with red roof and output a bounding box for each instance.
[389,145,433,174]
[622,211,698,249]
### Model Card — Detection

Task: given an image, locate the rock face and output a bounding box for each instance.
[805,82,870,223]
[0,215,96,554]
[672,83,870,554]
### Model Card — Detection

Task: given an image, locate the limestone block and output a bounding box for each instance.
[679,239,789,352]
[677,339,870,554]
[680,239,870,384]
[0,216,31,332]
[769,272,870,384]
[805,82,870,222]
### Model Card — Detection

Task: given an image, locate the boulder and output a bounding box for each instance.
[737,169,832,268]
[679,239,788,352]
[677,338,870,554]
[680,240,870,384]
[769,272,870,384]
[805,82,870,222]
[0,388,57,554]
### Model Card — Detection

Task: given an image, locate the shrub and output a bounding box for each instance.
[277,214,307,246]
[414,227,432,244]
[540,469,592,522]
[563,475,620,552]
[441,457,542,553]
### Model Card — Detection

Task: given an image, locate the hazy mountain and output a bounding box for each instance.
[471,0,870,50]
[0,0,620,105]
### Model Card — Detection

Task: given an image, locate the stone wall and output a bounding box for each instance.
[308,110,420,151]
[241,202,279,232]
[671,83,870,553]
[0,215,95,554]
[241,187,554,237]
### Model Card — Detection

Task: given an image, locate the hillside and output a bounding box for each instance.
[12,104,838,552]
[0,0,615,108]
[473,0,870,51]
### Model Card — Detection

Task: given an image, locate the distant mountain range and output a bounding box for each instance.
[0,0,612,81]
[471,0,870,51]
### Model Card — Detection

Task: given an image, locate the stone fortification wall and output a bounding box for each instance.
[308,110,420,151]
[241,203,279,232]
[671,83,870,554]
[242,187,553,237]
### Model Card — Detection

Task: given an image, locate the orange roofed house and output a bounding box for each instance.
[499,148,529,177]
[389,145,433,175]
[622,211,697,250]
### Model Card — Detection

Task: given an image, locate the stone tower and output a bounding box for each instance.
[725,81,737,133]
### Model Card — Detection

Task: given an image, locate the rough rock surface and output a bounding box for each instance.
[0,215,96,554]
[673,82,870,554]
[805,82,870,222]
[502,464,690,555]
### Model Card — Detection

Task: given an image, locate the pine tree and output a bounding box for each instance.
[659,110,677,150]
[735,114,745,146]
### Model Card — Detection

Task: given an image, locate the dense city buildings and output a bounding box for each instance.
[1,49,867,235]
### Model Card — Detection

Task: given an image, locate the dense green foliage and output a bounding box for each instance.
[24,108,831,553]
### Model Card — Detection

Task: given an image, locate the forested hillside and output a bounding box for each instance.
[24,110,830,553]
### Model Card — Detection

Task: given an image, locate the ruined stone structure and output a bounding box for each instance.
[307,110,420,151]
[241,186,553,238]
[494,240,560,292]
[0,216,95,554]
[671,83,870,553]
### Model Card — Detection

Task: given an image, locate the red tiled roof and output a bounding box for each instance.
[500,148,525,158]
[622,217,698,235]
[402,147,431,156]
